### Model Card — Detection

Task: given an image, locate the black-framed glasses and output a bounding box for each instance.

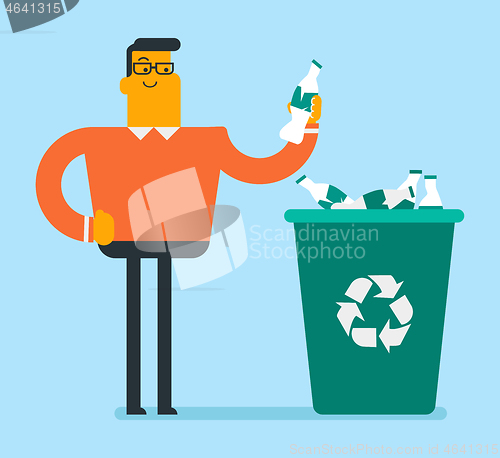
[133,62,174,75]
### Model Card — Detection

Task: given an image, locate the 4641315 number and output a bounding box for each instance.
[5,3,62,14]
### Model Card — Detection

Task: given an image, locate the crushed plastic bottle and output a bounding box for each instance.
[334,187,416,209]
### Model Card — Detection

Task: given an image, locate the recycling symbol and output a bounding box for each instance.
[336,275,413,352]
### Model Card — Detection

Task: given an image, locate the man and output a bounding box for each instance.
[36,38,321,415]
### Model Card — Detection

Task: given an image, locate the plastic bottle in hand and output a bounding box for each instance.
[280,60,322,145]
[296,175,354,209]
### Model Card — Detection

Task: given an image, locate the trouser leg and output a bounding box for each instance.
[126,256,145,415]
[157,254,177,415]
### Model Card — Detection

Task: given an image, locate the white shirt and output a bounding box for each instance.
[128,127,179,141]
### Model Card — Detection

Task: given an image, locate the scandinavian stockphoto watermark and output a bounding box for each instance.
[250,224,379,262]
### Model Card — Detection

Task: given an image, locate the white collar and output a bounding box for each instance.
[128,127,179,141]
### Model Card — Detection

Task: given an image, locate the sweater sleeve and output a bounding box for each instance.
[219,123,319,184]
[36,128,94,242]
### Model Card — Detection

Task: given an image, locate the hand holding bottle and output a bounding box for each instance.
[280,60,322,144]
[287,95,322,124]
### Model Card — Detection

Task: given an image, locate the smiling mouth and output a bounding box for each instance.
[143,81,157,88]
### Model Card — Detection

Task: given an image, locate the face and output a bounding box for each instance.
[120,50,181,127]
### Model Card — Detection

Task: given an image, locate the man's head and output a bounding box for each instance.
[121,38,181,127]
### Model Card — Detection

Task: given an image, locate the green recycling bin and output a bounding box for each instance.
[285,209,464,415]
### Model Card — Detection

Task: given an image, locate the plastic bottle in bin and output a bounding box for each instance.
[419,175,443,209]
[280,60,322,145]
[397,170,422,208]
[296,175,354,209]
[297,170,421,210]
[348,187,416,209]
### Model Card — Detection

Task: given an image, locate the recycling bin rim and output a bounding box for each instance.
[284,209,464,224]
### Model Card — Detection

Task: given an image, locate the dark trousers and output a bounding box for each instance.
[99,242,176,415]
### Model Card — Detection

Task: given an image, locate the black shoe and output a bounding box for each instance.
[127,407,147,415]
[158,407,178,415]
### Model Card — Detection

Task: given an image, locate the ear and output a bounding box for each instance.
[120,77,131,95]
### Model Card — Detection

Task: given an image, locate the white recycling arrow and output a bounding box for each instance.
[389,295,413,325]
[336,302,364,335]
[352,328,377,347]
[368,275,403,299]
[345,278,372,303]
[379,320,411,352]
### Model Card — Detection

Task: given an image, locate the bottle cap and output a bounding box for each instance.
[312,59,322,69]
[410,170,423,174]
[425,175,437,179]
[296,175,307,184]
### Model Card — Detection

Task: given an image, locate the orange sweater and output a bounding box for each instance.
[36,125,319,242]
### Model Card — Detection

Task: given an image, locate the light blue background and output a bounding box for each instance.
[1,0,498,456]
